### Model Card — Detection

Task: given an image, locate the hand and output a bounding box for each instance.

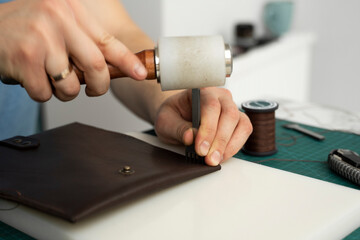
[154,87,253,166]
[0,0,147,102]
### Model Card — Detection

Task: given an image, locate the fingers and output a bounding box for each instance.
[195,90,221,157]
[1,0,113,101]
[41,8,82,101]
[12,24,54,102]
[21,68,53,102]
[13,44,53,102]
[153,88,252,166]
[154,93,193,145]
[62,21,110,97]
[45,38,80,101]
[66,0,147,80]
[222,112,252,160]
[204,96,240,165]
[96,32,147,80]
[196,88,252,166]
[3,0,145,102]
[155,107,193,145]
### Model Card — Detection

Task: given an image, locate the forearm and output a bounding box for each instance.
[79,1,252,166]
[111,78,179,124]
[111,27,179,124]
[81,0,179,124]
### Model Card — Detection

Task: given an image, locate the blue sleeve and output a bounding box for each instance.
[0,0,41,140]
[0,83,40,140]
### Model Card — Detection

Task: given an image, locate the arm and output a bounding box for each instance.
[0,0,252,165]
[0,0,147,101]
[80,0,177,123]
[83,0,253,166]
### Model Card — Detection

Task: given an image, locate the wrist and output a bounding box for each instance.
[148,89,183,124]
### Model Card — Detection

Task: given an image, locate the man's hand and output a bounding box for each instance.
[0,0,147,102]
[154,87,253,166]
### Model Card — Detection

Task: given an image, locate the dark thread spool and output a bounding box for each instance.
[241,100,279,156]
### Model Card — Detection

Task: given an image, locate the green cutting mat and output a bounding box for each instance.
[236,119,360,190]
[0,221,35,240]
[1,119,360,239]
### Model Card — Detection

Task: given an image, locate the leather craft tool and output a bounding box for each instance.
[1,35,233,163]
[1,36,232,90]
[185,88,204,163]
[328,149,360,186]
[282,123,325,140]
[153,36,233,163]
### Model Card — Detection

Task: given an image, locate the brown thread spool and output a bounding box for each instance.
[241,100,279,156]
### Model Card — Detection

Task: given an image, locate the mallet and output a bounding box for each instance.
[1,35,233,163]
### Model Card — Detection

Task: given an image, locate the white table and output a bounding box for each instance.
[1,101,360,240]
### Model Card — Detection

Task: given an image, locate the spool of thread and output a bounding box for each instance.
[241,100,279,156]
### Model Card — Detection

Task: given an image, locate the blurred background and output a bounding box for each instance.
[44,0,360,133]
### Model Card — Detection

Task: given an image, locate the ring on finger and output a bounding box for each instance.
[49,64,73,82]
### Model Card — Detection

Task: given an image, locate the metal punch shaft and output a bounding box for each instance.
[185,88,205,164]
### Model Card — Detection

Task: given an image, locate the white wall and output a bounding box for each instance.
[160,0,360,112]
[121,0,161,42]
[158,0,313,105]
[293,0,360,112]
[227,32,315,105]
[123,0,271,42]
[161,0,268,42]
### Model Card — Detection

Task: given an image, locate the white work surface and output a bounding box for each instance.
[1,129,360,240]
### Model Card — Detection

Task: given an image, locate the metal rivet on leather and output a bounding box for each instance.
[119,166,135,175]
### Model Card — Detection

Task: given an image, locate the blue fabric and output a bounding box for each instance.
[0,83,40,140]
[0,0,40,140]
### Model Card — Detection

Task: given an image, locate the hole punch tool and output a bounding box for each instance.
[185,88,205,164]
[282,123,325,141]
[328,149,360,186]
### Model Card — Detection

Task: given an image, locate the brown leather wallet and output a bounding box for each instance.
[0,123,220,222]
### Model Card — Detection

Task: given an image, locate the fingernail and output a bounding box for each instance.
[199,141,210,156]
[134,63,147,78]
[210,151,222,166]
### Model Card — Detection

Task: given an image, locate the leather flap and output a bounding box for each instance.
[0,123,220,222]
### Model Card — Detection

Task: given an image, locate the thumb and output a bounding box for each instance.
[155,109,193,145]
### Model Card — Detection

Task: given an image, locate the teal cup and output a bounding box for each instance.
[264,1,294,37]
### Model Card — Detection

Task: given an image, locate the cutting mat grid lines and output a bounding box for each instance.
[236,118,360,238]
[0,221,35,240]
[235,119,360,190]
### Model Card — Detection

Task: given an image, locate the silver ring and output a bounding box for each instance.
[49,64,73,82]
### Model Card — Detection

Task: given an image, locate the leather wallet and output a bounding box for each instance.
[0,123,220,222]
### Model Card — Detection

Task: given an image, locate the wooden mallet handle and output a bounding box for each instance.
[0,49,156,85]
[73,49,156,84]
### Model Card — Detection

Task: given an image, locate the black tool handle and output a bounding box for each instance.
[192,88,201,129]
